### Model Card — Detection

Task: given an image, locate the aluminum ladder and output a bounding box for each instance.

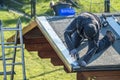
[0,19,26,80]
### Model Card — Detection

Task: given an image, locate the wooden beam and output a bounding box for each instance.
[77,71,120,80]
[24,37,48,44]
[22,21,38,36]
[92,76,120,80]
[63,65,71,73]
[38,50,57,58]
[77,73,86,80]
[51,57,64,66]
[25,43,53,51]
[23,27,44,39]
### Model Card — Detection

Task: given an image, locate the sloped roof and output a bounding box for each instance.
[36,16,120,72]
[8,14,120,72]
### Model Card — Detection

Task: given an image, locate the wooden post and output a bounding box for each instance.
[77,72,86,80]
[104,0,110,12]
[31,0,36,18]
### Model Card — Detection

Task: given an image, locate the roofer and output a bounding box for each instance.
[64,12,116,67]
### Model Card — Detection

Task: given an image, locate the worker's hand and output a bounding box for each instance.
[70,49,79,60]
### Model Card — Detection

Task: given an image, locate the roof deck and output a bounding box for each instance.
[36,14,120,72]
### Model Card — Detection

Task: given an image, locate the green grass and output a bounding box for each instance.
[0,0,120,80]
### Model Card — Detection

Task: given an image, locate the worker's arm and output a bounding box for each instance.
[64,17,79,51]
[64,16,83,59]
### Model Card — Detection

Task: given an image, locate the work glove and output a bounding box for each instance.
[70,49,79,60]
[78,60,87,67]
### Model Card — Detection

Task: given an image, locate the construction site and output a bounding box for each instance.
[0,0,120,80]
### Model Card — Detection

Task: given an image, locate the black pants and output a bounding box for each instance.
[64,24,112,64]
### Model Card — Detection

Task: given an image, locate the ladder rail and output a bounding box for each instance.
[19,20,26,80]
[0,20,7,80]
[10,23,19,80]
[11,18,26,80]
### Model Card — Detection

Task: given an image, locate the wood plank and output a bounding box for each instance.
[22,21,38,36]
[63,65,71,73]
[77,71,120,80]
[38,50,57,58]
[24,37,48,44]
[25,43,53,51]
[23,27,44,39]
[94,76,120,80]
[77,73,86,80]
[51,57,64,66]
[81,71,120,76]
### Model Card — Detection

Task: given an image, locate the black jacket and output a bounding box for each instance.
[64,12,102,51]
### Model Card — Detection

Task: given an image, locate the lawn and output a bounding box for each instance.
[0,0,120,80]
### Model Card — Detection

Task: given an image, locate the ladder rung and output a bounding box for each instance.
[0,58,13,60]
[4,45,22,48]
[1,28,20,31]
[6,62,22,66]
[0,71,15,75]
[0,42,15,45]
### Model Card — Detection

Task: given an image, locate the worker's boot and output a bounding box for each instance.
[106,30,116,44]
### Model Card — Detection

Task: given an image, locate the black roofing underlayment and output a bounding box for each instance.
[37,14,120,72]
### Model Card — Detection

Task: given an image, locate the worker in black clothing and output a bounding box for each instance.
[64,12,116,67]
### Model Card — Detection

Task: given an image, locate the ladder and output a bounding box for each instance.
[0,19,26,80]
